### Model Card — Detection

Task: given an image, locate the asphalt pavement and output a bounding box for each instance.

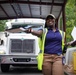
[0,65,43,75]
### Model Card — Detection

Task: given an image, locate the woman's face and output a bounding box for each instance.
[46,18,55,28]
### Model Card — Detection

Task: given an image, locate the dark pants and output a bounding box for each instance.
[42,53,64,75]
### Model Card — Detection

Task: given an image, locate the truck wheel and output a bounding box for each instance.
[1,64,10,72]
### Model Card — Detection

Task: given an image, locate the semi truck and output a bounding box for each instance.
[0,18,45,72]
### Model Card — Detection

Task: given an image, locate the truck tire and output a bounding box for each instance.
[1,64,10,72]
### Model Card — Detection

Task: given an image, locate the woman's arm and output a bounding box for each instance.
[25,28,43,37]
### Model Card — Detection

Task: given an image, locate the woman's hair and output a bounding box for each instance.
[44,22,47,28]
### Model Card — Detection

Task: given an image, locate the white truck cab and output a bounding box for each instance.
[0,18,45,72]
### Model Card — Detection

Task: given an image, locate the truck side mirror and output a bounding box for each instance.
[4,32,9,37]
[0,39,4,45]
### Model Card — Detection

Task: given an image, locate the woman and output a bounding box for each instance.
[26,14,65,75]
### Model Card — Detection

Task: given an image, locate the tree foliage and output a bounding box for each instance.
[65,0,76,42]
[0,20,7,31]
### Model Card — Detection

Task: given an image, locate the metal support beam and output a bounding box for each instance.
[62,5,66,42]
[0,4,10,18]
[50,0,54,14]
[0,1,63,6]
[28,0,32,17]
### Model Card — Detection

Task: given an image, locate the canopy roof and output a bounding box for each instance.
[0,0,67,20]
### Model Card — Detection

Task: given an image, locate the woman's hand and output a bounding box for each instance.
[25,28,32,33]
[67,41,74,46]
[25,28,43,37]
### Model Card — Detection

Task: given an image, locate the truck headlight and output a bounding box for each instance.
[0,50,6,54]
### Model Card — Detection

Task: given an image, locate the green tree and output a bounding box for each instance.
[0,20,7,31]
[65,0,76,42]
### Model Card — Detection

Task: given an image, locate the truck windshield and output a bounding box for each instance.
[12,24,43,31]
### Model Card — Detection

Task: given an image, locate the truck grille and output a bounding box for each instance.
[10,39,35,54]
